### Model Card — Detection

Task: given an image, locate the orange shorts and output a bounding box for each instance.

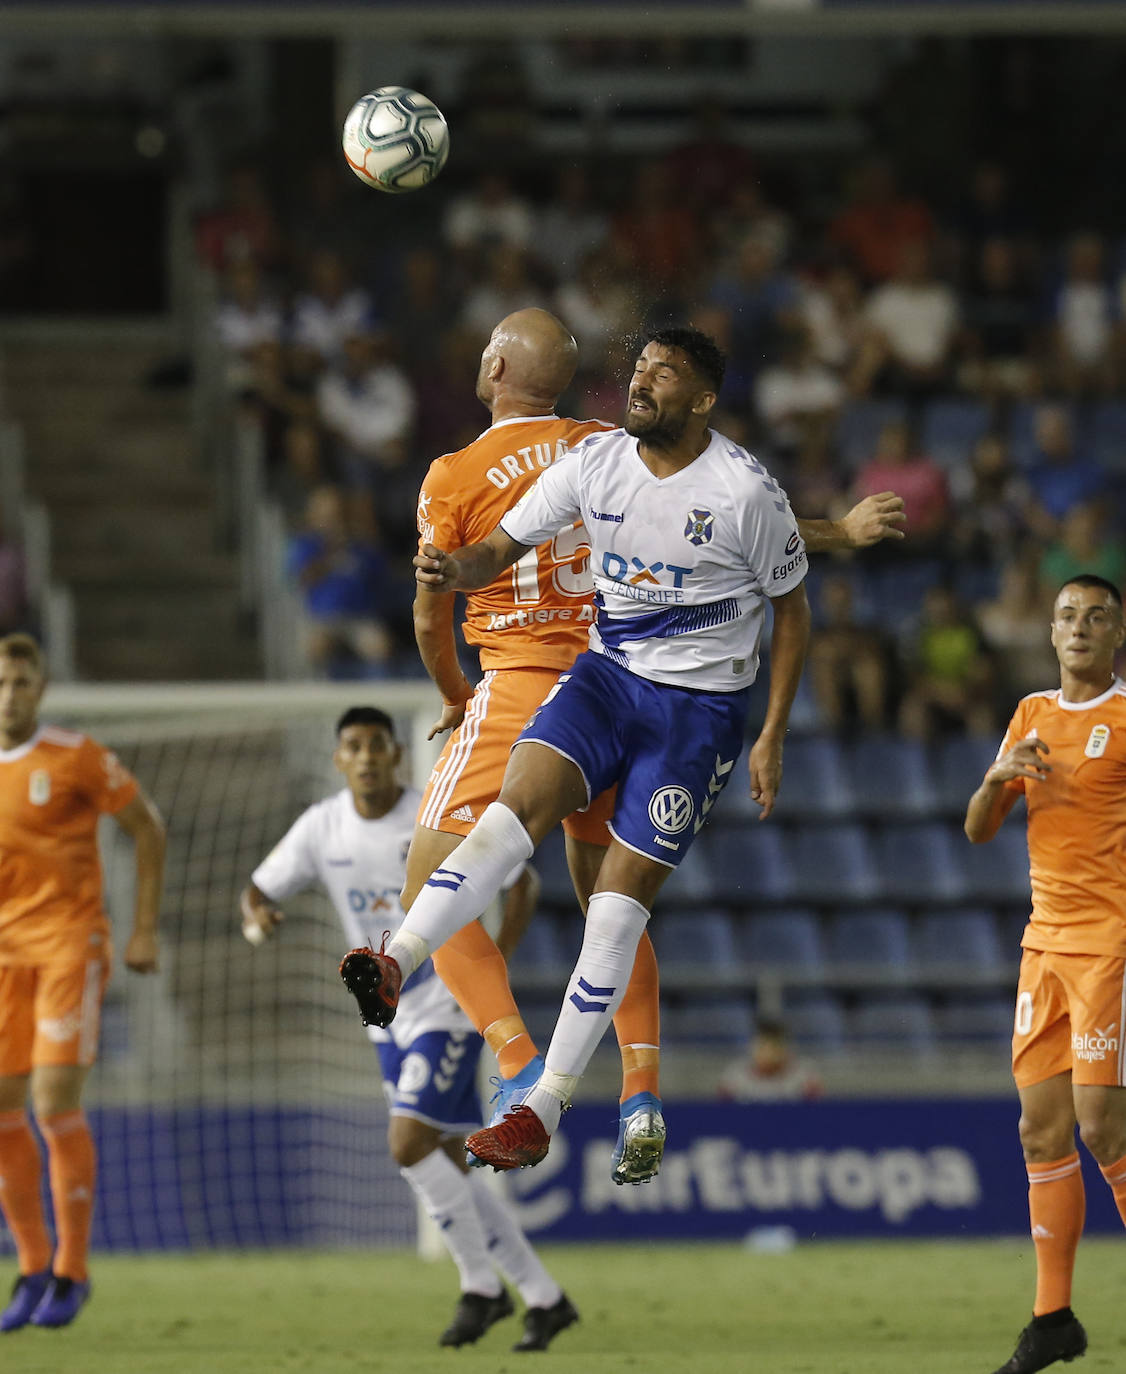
[0,952,111,1076]
[418,666,614,846]
[1012,948,1126,1088]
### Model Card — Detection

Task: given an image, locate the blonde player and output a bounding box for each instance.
[966,575,1126,1374]
[0,634,165,1331]
[344,309,904,1185]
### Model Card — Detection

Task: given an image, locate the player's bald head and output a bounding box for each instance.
[477,309,578,409]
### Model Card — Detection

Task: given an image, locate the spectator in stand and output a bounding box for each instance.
[948,433,1030,568]
[717,1017,823,1103]
[1039,501,1126,598]
[853,420,950,555]
[713,181,792,271]
[286,485,396,676]
[316,327,416,490]
[285,157,372,269]
[706,227,802,400]
[960,237,1039,400]
[753,325,845,461]
[808,571,891,733]
[663,97,758,216]
[195,163,284,273]
[0,509,28,635]
[976,550,1064,701]
[1024,404,1107,540]
[611,158,703,295]
[443,172,534,270]
[213,259,283,393]
[826,156,934,285]
[292,250,378,367]
[461,245,548,342]
[1048,232,1119,396]
[898,585,997,740]
[531,164,609,286]
[413,326,496,461]
[954,160,1032,270]
[554,246,642,375]
[240,339,320,474]
[800,264,867,379]
[272,420,327,519]
[386,245,461,386]
[852,240,960,400]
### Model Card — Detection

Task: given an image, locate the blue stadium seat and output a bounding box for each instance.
[771,735,853,820]
[735,909,824,969]
[934,996,1015,1047]
[1088,400,1126,472]
[871,821,970,905]
[962,823,1031,903]
[507,915,568,972]
[847,736,938,818]
[862,558,946,629]
[654,846,716,908]
[827,910,912,969]
[784,993,847,1054]
[920,398,990,470]
[1007,400,1079,469]
[914,908,1006,973]
[836,399,908,469]
[852,996,938,1054]
[787,824,881,904]
[932,734,1001,813]
[532,829,576,909]
[697,824,796,906]
[652,909,739,968]
[663,999,755,1047]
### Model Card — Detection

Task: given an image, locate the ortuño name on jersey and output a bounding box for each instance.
[250,786,472,1046]
[499,427,807,692]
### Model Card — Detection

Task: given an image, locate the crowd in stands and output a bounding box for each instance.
[199,127,1126,714]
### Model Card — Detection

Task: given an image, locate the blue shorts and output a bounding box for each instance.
[376,1029,483,1135]
[518,650,748,866]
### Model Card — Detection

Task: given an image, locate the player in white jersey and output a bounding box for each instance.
[240,707,577,1351]
[342,327,811,1171]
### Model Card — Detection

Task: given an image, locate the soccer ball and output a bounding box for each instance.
[341,87,449,194]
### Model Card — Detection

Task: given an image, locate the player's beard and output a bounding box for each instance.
[623,404,689,448]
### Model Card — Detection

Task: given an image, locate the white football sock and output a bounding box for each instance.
[526,891,650,1134]
[400,1150,501,1297]
[387,803,534,977]
[468,1174,562,1310]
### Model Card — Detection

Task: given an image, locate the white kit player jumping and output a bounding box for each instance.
[240,707,577,1350]
[339,327,811,1171]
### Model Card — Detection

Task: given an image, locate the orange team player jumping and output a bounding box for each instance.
[368,308,905,1186]
[0,634,166,1333]
[966,574,1126,1374]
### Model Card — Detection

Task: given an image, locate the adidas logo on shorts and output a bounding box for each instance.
[450,805,476,823]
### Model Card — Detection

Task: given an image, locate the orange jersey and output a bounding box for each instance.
[997,678,1126,957]
[0,725,139,967]
[417,414,615,672]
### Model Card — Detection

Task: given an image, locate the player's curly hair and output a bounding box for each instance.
[335,706,396,737]
[645,327,726,394]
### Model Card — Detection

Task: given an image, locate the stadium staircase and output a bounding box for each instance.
[3,329,259,680]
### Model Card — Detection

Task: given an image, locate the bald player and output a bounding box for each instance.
[352,308,904,1187]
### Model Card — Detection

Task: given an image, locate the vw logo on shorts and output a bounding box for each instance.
[648,786,695,834]
[398,1052,432,1095]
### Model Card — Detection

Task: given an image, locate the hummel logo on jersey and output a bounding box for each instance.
[450,805,476,823]
[591,509,624,522]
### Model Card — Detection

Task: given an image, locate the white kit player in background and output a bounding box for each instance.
[239,706,577,1352]
[341,327,813,1173]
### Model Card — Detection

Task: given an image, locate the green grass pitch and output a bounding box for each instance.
[3,1240,1122,1373]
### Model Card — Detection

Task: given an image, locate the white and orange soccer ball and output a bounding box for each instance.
[341,86,449,193]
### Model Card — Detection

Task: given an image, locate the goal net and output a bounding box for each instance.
[3,681,445,1256]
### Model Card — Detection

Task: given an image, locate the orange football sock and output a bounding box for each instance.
[432,922,538,1078]
[1098,1153,1126,1226]
[613,930,661,1102]
[1027,1152,1085,1316]
[0,1110,52,1274]
[40,1110,96,1283]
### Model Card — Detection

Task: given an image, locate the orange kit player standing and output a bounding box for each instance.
[366,308,905,1187]
[966,575,1126,1374]
[0,634,166,1332]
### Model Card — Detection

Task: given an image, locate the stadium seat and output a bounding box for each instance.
[787,824,880,904]
[934,995,1015,1047]
[1007,399,1078,468]
[862,558,946,628]
[735,908,824,969]
[920,398,990,470]
[914,908,1006,974]
[847,736,938,819]
[932,734,1001,813]
[654,845,716,908]
[835,399,908,469]
[871,821,970,905]
[506,914,568,972]
[827,910,912,970]
[652,909,739,969]
[1088,400,1126,472]
[662,998,755,1047]
[532,829,576,909]
[851,996,938,1055]
[697,824,796,906]
[961,822,1031,903]
[771,735,853,820]
[783,992,847,1054]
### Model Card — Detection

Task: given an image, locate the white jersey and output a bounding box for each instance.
[251,786,473,1048]
[500,427,806,692]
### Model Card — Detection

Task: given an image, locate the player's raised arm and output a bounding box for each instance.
[964,737,1048,843]
[239,880,286,945]
[748,582,812,821]
[112,789,166,973]
[797,492,906,553]
[414,525,530,593]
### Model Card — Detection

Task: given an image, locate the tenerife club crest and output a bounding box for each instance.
[684,508,714,546]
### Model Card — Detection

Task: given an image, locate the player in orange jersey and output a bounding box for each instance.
[0,634,166,1332]
[966,575,1126,1374]
[370,308,904,1186]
